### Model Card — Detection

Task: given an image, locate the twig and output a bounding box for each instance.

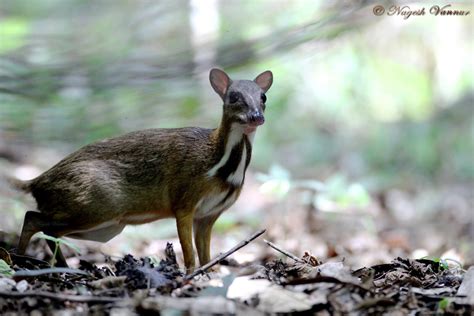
[14,268,90,278]
[185,229,266,280]
[0,291,124,303]
[263,239,305,263]
[281,275,372,292]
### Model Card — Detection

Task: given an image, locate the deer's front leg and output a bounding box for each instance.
[194,214,219,266]
[175,210,195,273]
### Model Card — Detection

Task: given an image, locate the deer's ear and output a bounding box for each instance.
[254,70,273,93]
[209,68,232,100]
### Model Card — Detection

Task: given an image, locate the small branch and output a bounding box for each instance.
[185,229,266,280]
[14,268,90,278]
[263,239,305,263]
[281,276,372,292]
[0,291,124,303]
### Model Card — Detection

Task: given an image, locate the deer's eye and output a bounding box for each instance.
[261,93,267,103]
[229,92,239,103]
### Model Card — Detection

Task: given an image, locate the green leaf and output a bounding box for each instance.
[0,259,14,277]
[439,259,449,271]
[438,297,450,311]
[36,232,61,243]
[36,233,82,254]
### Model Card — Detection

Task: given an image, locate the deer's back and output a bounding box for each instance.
[29,127,220,216]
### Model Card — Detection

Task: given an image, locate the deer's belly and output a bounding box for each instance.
[195,188,239,219]
[66,220,125,242]
[65,210,172,242]
[120,210,173,224]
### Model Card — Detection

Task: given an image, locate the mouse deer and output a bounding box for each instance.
[13,68,273,272]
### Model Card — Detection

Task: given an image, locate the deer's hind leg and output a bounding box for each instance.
[18,211,46,254]
[18,210,68,266]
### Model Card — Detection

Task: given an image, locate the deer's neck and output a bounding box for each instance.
[208,119,253,186]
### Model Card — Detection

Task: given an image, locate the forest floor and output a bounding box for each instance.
[0,235,472,315]
[0,149,472,314]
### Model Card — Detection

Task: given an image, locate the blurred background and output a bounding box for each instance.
[0,0,472,268]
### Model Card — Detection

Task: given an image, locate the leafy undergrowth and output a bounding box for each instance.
[0,241,472,315]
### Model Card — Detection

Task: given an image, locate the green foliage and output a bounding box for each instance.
[0,259,14,277]
[439,259,449,271]
[36,233,81,266]
[438,297,450,311]
[365,56,432,122]
[317,175,371,208]
[213,214,239,233]
[179,96,200,118]
[37,233,81,253]
[257,165,371,209]
[257,165,292,199]
[422,256,463,271]
[0,0,472,188]
[0,18,30,53]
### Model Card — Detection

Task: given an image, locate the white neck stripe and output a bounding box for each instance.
[226,141,247,185]
[207,124,255,177]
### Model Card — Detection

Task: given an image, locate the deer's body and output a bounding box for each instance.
[15,69,272,271]
[26,125,250,240]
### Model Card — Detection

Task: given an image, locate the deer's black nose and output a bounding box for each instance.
[249,111,265,126]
